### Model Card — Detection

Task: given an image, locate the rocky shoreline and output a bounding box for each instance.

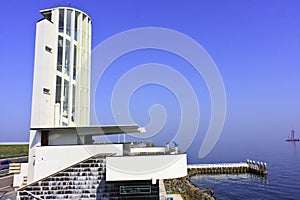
[164,176,215,200]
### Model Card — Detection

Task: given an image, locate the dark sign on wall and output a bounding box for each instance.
[120,185,151,194]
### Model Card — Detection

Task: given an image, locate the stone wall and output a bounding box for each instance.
[164,177,215,200]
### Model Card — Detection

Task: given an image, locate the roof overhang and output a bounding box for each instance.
[40,7,91,20]
[30,125,145,136]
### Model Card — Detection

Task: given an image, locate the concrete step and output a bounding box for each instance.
[17,155,108,199]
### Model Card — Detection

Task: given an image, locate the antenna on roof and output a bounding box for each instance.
[67,2,71,7]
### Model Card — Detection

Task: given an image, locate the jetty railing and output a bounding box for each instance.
[188,163,248,169]
[188,159,267,176]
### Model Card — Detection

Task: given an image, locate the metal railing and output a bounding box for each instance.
[17,190,43,200]
[188,162,248,169]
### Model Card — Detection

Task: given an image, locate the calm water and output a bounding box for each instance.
[188,140,300,199]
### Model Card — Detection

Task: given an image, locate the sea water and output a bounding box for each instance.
[188,139,300,199]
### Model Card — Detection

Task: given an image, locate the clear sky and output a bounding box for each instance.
[1,1,300,156]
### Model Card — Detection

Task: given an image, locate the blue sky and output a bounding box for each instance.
[1,1,300,154]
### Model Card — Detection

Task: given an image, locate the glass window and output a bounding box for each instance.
[43,88,50,95]
[59,9,64,33]
[74,12,79,41]
[72,84,76,122]
[57,36,63,72]
[65,40,70,76]
[55,76,61,103]
[45,46,52,53]
[73,45,77,80]
[63,80,69,118]
[66,10,72,36]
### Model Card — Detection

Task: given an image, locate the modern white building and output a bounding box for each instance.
[16,6,188,199]
[31,6,91,128]
[28,6,92,184]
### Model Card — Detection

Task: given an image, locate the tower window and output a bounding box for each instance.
[63,80,69,118]
[45,46,52,53]
[74,12,79,41]
[59,9,64,33]
[73,45,77,80]
[65,40,70,76]
[57,36,63,72]
[66,10,72,36]
[72,84,76,122]
[55,76,62,103]
[43,88,50,95]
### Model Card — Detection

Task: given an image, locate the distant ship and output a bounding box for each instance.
[286,127,300,142]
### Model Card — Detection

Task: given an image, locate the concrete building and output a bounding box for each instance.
[28,6,92,184]
[31,6,91,128]
[15,6,188,199]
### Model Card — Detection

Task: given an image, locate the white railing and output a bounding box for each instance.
[188,162,248,169]
[17,190,43,200]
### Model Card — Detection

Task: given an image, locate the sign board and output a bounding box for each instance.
[120,185,151,194]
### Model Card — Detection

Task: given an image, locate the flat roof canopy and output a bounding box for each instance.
[31,125,145,136]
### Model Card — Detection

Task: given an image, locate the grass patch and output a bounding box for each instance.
[0,144,29,157]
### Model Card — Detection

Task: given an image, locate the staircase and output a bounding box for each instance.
[17,153,159,200]
[17,154,109,200]
[21,176,28,187]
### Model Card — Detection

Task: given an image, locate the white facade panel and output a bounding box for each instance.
[27,130,41,183]
[29,144,123,183]
[106,154,187,182]
[31,19,56,128]
[13,163,28,187]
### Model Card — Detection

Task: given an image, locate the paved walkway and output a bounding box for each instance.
[159,179,183,200]
[0,175,16,200]
[166,194,183,200]
[0,191,16,200]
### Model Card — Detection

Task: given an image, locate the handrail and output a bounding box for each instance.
[17,190,43,200]
[0,154,28,159]
[17,153,113,190]
[188,163,248,168]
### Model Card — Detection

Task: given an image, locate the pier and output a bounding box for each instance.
[188,160,267,177]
